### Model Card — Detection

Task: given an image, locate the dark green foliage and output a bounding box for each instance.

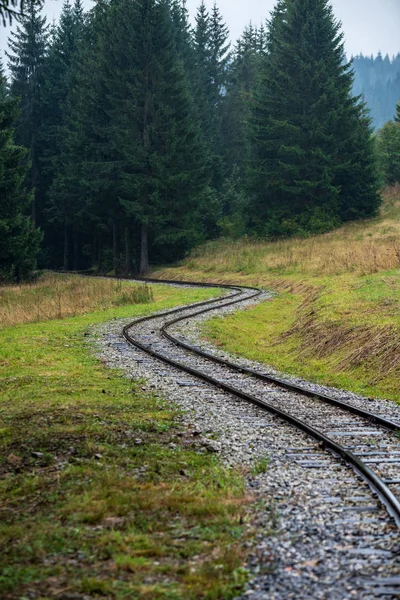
[217,167,248,238]
[41,0,85,270]
[223,24,265,177]
[247,0,380,237]
[376,117,400,184]
[71,0,122,273]
[6,0,48,225]
[336,104,381,222]
[193,1,230,191]
[2,0,391,277]
[209,2,230,109]
[169,0,196,78]
[0,69,42,281]
[193,1,212,131]
[100,0,209,273]
[41,0,84,191]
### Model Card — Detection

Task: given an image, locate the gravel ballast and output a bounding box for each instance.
[89,282,400,599]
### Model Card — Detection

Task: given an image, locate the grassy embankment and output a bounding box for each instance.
[0,274,251,599]
[157,185,400,403]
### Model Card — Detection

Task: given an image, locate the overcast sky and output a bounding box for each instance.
[1,0,399,61]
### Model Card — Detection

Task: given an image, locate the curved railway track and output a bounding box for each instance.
[122,278,400,536]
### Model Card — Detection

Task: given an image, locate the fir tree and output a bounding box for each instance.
[101,0,209,273]
[193,1,212,135]
[79,0,131,273]
[42,0,85,270]
[248,0,380,237]
[208,2,230,189]
[60,0,129,274]
[209,2,230,108]
[193,1,230,191]
[223,24,263,178]
[6,0,48,226]
[169,0,195,80]
[376,117,400,184]
[0,67,42,281]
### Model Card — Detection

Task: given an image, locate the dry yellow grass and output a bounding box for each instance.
[157,185,400,402]
[180,185,400,278]
[0,273,153,328]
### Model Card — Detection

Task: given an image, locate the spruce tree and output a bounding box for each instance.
[41,0,84,183]
[208,2,230,189]
[193,1,230,192]
[6,0,48,226]
[61,0,127,274]
[194,1,212,136]
[101,0,209,273]
[223,24,263,178]
[81,0,133,273]
[42,0,85,270]
[248,0,380,236]
[209,2,230,110]
[169,0,195,79]
[0,68,42,281]
[376,118,400,185]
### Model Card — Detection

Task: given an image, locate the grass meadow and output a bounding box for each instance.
[157,185,400,403]
[0,279,252,599]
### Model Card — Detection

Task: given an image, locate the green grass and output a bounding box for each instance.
[0,283,251,600]
[251,458,269,476]
[156,186,400,404]
[201,270,400,402]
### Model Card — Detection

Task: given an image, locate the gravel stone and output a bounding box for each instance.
[88,280,400,599]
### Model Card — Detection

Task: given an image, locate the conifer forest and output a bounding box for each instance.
[1,0,399,280]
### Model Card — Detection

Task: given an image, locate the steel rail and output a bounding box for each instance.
[59,272,400,528]
[162,308,400,432]
[121,276,400,530]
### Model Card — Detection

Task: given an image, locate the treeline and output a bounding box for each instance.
[0,0,394,280]
[352,53,400,130]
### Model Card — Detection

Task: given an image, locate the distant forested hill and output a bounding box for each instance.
[352,53,400,130]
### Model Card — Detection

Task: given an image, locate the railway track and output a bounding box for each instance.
[116,277,400,598]
[124,279,400,528]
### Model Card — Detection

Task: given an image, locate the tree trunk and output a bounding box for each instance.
[113,221,119,275]
[73,228,79,272]
[63,220,69,271]
[140,223,149,275]
[125,226,132,275]
[140,61,150,278]
[98,234,102,272]
[92,235,97,270]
